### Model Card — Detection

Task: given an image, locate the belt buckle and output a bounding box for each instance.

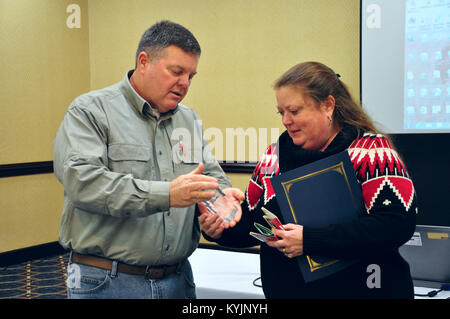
[144,266,165,279]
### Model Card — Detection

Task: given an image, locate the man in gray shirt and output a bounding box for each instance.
[54,20,243,299]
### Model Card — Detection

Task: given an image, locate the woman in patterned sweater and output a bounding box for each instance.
[200,61,417,299]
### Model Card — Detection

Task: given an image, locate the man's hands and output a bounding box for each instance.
[169,162,245,239]
[169,163,219,207]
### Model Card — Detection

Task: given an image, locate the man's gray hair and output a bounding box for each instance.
[135,20,201,65]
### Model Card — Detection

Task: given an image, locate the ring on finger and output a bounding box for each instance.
[282,248,286,254]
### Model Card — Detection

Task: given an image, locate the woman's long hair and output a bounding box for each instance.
[274,61,382,138]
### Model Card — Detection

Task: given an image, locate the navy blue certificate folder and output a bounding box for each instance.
[270,150,365,282]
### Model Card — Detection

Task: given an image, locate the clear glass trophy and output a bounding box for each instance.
[202,188,238,222]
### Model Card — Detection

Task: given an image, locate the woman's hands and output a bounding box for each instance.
[198,187,244,239]
[266,224,304,258]
[198,212,224,239]
[198,186,304,258]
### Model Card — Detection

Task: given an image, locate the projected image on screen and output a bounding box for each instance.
[362,0,450,227]
[404,0,450,130]
[362,0,450,133]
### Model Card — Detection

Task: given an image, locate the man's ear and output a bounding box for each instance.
[136,51,151,72]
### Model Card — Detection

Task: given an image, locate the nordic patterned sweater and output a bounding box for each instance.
[206,128,417,299]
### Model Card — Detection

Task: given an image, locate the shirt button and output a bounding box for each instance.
[159,151,162,155]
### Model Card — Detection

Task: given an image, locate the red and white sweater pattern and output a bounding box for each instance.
[246,133,416,216]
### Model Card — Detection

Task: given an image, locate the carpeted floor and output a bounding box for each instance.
[0,253,69,299]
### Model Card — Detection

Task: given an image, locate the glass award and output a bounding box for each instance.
[202,188,238,222]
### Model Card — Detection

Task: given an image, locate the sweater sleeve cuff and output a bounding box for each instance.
[303,226,331,255]
[201,231,220,244]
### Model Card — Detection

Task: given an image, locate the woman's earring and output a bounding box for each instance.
[328,115,332,123]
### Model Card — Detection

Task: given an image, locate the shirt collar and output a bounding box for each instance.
[119,70,178,120]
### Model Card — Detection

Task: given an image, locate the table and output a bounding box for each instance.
[189,247,264,299]
[189,248,449,299]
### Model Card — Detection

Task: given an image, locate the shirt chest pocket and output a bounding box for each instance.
[174,146,203,175]
[107,144,152,180]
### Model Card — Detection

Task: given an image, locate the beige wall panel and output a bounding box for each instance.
[227,173,252,193]
[0,0,89,252]
[0,0,90,164]
[0,174,64,253]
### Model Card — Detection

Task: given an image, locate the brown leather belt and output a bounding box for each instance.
[71,252,178,279]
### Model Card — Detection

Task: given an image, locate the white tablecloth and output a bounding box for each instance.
[189,248,449,299]
[189,248,264,299]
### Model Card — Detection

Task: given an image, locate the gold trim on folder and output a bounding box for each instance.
[280,161,357,224]
[280,161,358,272]
[307,255,340,272]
